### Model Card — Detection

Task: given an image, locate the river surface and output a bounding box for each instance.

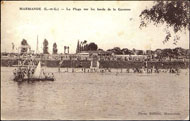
[1,67,189,120]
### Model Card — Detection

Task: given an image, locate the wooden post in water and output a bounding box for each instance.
[58,61,61,73]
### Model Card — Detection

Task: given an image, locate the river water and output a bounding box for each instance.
[1,67,189,120]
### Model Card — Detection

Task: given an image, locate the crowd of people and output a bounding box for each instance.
[13,59,54,81]
[57,66,180,74]
[13,59,36,80]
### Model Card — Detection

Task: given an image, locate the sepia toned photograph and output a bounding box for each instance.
[1,0,189,120]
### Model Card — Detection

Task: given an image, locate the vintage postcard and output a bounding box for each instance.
[1,0,189,120]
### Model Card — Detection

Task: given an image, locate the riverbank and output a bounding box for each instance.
[1,58,189,69]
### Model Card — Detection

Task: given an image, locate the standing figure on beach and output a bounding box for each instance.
[58,60,63,73]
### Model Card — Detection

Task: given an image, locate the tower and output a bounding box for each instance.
[12,42,15,53]
[76,40,80,53]
[36,35,39,54]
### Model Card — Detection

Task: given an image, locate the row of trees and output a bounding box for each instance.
[45,39,99,54]
[20,38,189,59]
[21,39,99,54]
[43,39,58,54]
[43,39,59,54]
[20,39,99,55]
[107,47,189,58]
[107,47,140,55]
[76,40,98,53]
[20,39,58,54]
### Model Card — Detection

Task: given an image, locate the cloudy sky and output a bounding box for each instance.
[1,1,189,54]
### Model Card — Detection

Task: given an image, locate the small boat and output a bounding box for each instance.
[13,61,55,82]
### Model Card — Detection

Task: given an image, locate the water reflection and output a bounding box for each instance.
[16,81,35,112]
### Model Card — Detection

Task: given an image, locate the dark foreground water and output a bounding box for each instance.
[1,67,189,120]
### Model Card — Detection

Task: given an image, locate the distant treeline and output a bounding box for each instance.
[8,39,190,58]
[106,47,189,57]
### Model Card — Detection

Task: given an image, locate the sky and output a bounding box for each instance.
[1,1,189,54]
